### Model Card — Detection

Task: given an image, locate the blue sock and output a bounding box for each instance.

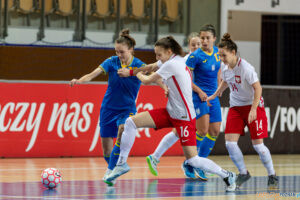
[198,133,217,158]
[196,131,205,152]
[108,141,121,170]
[104,154,110,165]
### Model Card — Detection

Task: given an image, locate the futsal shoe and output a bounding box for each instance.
[181,161,196,179]
[236,171,251,188]
[267,175,279,189]
[105,163,130,184]
[146,155,159,176]
[223,171,237,192]
[102,169,116,186]
[194,168,208,181]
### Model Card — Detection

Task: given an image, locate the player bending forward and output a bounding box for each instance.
[104,36,237,192]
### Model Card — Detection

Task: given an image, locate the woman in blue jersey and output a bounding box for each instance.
[70,29,145,179]
[184,24,222,177]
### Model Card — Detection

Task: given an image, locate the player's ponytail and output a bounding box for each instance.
[155,36,184,56]
[218,33,238,53]
[115,28,136,49]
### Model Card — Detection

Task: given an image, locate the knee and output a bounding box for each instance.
[225,141,238,151]
[209,129,220,137]
[197,128,208,136]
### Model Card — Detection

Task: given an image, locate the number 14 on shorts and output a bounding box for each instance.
[255,120,263,131]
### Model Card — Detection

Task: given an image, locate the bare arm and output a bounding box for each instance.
[192,83,207,101]
[248,81,262,123]
[136,71,161,85]
[207,80,228,102]
[70,67,103,86]
[217,68,222,86]
[155,78,169,97]
[117,62,159,77]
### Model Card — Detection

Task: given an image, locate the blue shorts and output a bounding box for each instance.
[99,107,136,138]
[193,97,221,123]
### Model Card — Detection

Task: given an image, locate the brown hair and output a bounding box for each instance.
[218,33,238,53]
[188,32,200,44]
[155,36,184,56]
[199,24,216,37]
[115,28,136,49]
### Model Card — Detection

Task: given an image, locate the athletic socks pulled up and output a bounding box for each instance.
[198,133,217,158]
[108,141,121,170]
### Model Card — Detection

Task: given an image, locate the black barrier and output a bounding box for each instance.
[212,86,300,155]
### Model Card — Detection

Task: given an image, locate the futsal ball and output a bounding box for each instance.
[41,168,62,189]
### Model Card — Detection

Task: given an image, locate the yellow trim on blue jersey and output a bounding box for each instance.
[202,59,207,63]
[206,133,217,141]
[115,141,120,147]
[201,48,214,56]
[187,66,194,71]
[120,56,134,68]
[98,65,107,75]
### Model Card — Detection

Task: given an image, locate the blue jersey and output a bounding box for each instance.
[99,56,145,110]
[186,46,220,97]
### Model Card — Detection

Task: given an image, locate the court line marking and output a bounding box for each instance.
[0,162,300,171]
[0,176,298,199]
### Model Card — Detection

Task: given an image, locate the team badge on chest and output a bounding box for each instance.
[235,75,241,84]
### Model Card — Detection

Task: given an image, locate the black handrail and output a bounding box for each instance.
[37,0,45,40]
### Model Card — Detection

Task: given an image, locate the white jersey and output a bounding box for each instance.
[221,58,259,107]
[156,55,196,121]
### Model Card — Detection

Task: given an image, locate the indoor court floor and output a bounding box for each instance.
[0,155,299,200]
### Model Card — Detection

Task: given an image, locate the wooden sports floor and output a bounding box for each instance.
[0,155,299,200]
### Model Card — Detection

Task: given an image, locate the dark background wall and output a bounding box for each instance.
[0,46,157,81]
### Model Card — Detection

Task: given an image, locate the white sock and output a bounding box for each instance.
[153,131,179,160]
[226,141,248,174]
[186,156,229,178]
[253,143,275,176]
[117,118,137,165]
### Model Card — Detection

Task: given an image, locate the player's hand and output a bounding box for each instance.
[198,91,207,101]
[218,91,223,97]
[206,94,216,107]
[117,68,130,77]
[164,87,169,98]
[70,79,81,87]
[248,109,257,124]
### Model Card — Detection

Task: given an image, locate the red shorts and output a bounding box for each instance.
[148,108,196,146]
[225,105,268,139]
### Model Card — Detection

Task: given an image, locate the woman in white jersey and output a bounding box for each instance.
[104,36,237,192]
[144,32,207,179]
[207,33,278,189]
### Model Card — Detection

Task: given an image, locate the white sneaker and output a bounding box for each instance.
[146,155,159,176]
[223,171,237,192]
[104,163,130,186]
[103,169,116,186]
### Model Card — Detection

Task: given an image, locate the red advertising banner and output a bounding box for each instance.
[0,82,180,157]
